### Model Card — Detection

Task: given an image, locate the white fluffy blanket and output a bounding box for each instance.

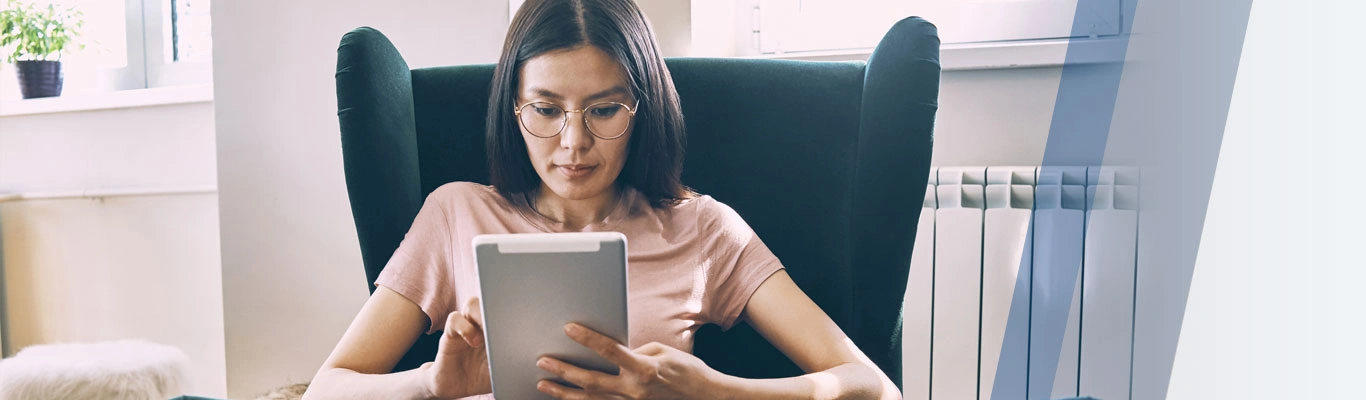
[0,340,189,400]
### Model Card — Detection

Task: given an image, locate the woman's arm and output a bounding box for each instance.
[536,270,899,400]
[706,270,901,400]
[304,286,489,400]
[303,286,433,399]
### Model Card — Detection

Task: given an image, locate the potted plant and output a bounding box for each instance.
[0,0,83,99]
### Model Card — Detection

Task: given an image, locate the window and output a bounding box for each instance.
[145,0,212,87]
[752,0,1124,55]
[0,0,213,101]
[169,0,212,63]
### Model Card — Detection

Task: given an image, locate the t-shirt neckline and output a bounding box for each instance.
[513,186,638,233]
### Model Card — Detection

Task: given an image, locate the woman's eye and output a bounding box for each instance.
[590,105,622,118]
[533,106,561,117]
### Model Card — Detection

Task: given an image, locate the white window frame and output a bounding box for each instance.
[139,0,212,88]
[109,0,148,90]
[503,0,1126,70]
[5,0,211,93]
[0,0,213,115]
[753,0,1125,55]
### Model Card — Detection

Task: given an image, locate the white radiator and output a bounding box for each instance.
[903,166,1140,400]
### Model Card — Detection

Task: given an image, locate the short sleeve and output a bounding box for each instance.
[374,193,457,335]
[702,198,785,330]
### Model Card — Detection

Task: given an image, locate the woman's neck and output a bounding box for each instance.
[531,184,621,230]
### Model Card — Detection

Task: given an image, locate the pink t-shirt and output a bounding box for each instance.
[374,182,784,357]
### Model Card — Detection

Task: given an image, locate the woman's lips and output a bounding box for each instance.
[556,164,596,179]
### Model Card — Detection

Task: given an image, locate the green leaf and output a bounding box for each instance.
[0,0,83,63]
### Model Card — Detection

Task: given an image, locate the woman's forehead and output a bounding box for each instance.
[519,46,630,99]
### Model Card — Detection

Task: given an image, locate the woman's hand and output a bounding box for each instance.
[422,297,492,399]
[536,323,723,400]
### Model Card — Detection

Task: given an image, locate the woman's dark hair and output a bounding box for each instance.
[486,0,691,208]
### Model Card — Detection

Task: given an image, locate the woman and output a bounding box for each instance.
[306,0,900,399]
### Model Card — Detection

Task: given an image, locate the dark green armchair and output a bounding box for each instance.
[334,17,939,389]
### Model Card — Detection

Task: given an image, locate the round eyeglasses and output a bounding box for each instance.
[514,100,639,140]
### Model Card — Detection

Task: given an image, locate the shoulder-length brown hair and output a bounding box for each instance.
[486,0,691,208]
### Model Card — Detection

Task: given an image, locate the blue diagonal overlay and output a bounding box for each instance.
[990,1,1254,399]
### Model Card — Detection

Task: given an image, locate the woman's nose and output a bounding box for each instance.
[559,112,595,149]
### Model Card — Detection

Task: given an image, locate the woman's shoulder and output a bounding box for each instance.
[669,192,748,229]
[430,181,499,198]
[426,181,515,210]
[423,182,533,233]
[661,193,762,254]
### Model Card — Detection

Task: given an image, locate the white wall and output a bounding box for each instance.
[0,104,218,191]
[636,0,693,57]
[933,67,1060,167]
[210,1,508,397]
[0,102,226,397]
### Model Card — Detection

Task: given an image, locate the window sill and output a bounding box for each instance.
[0,186,218,203]
[0,84,214,117]
[754,37,1127,71]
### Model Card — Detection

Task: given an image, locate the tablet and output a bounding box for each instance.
[473,232,630,399]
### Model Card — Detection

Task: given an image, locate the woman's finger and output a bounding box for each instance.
[633,341,669,356]
[536,379,573,399]
[466,297,483,327]
[537,379,594,400]
[563,323,650,373]
[537,357,624,395]
[437,312,471,355]
[448,311,483,348]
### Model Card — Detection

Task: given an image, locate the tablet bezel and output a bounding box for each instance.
[473,232,630,399]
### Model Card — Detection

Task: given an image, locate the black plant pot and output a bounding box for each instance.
[15,60,64,99]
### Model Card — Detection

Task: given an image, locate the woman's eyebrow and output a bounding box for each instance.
[585,86,629,101]
[529,88,563,99]
[527,86,629,101]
